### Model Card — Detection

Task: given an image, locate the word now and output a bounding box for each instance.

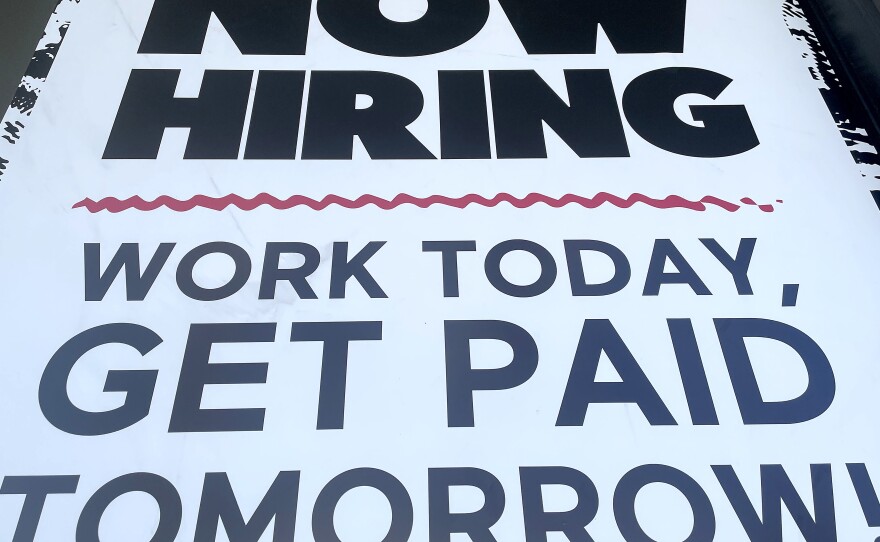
[138,0,687,57]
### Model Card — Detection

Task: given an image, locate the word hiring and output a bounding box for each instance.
[103,67,758,161]
[39,316,832,437]
[84,238,757,301]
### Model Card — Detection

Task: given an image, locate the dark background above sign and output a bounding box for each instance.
[0,0,57,112]
[801,0,880,147]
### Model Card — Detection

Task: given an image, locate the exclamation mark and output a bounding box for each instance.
[847,463,880,541]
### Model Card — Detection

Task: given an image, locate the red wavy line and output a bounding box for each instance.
[72,193,778,213]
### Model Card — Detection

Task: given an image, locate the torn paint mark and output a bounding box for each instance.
[783,0,880,181]
[9,86,38,116]
[6,16,69,116]
[2,121,24,144]
[25,23,69,81]
[1,0,79,177]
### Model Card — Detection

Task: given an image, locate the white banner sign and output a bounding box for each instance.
[1,0,880,540]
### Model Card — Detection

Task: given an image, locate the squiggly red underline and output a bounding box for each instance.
[72,193,780,213]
